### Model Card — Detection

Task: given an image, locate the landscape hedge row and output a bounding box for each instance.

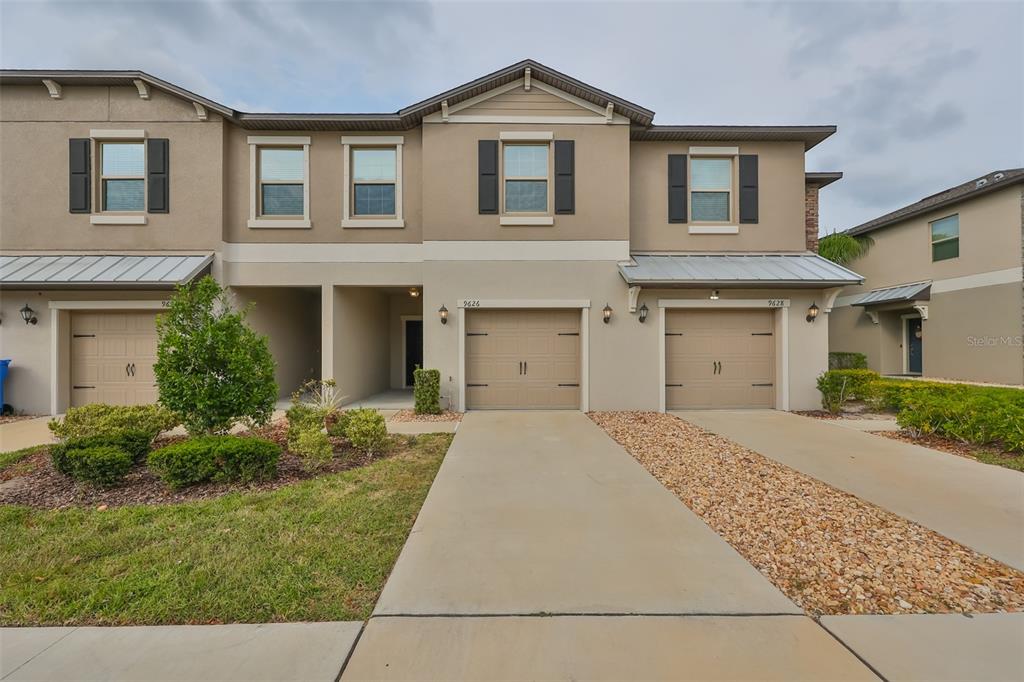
[147,435,281,489]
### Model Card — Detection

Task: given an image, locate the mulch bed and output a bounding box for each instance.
[590,411,1024,616]
[876,430,1022,465]
[389,409,462,423]
[793,410,842,420]
[0,419,402,510]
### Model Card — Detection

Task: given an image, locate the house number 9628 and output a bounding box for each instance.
[767,299,785,308]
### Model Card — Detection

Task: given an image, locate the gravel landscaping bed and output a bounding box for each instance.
[590,411,1024,615]
[390,409,463,423]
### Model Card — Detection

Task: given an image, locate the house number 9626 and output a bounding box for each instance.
[464,300,481,308]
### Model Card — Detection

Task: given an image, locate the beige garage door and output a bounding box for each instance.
[71,311,159,407]
[666,309,775,409]
[466,309,580,409]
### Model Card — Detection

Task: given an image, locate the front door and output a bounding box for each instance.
[906,317,923,374]
[404,319,423,387]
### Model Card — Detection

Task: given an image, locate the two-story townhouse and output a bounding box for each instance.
[829,169,1024,385]
[0,61,860,416]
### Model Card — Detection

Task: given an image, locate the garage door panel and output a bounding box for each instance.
[71,311,159,408]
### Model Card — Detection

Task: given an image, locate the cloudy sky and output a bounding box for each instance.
[2,0,1021,231]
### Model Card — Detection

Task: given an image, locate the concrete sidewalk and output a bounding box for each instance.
[0,418,54,453]
[677,410,1024,570]
[1,622,362,681]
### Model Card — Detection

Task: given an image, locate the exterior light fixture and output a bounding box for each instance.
[409,287,420,298]
[806,303,820,323]
[602,303,613,324]
[710,290,720,300]
[638,302,649,323]
[438,304,449,325]
[20,304,38,325]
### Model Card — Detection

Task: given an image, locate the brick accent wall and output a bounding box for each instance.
[805,183,821,252]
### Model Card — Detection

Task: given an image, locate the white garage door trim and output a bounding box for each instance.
[457,299,590,412]
[47,300,168,415]
[657,299,790,413]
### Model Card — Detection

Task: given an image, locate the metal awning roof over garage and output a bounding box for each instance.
[618,254,864,287]
[850,281,932,306]
[0,254,213,288]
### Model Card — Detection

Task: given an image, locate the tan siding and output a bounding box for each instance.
[461,86,594,117]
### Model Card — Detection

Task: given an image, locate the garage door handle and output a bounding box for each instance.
[72,334,95,338]
[466,332,488,337]
[519,361,523,375]
[666,383,684,387]
[467,383,488,387]
[557,383,579,387]
[557,332,579,336]
[73,385,96,390]
[751,332,773,336]
[752,383,774,387]
[665,332,684,336]
[524,361,527,375]
[130,363,136,377]
[126,363,131,377]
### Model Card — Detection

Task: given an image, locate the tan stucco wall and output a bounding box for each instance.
[421,122,630,242]
[629,140,807,253]
[232,286,321,399]
[389,293,423,389]
[330,287,391,403]
[0,85,224,251]
[422,260,829,411]
[222,126,423,244]
[0,289,169,416]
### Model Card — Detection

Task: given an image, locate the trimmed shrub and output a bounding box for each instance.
[327,410,352,439]
[154,276,277,434]
[413,368,442,415]
[49,404,178,441]
[828,352,868,370]
[61,446,134,487]
[293,428,333,471]
[816,369,880,414]
[148,435,280,489]
[345,408,388,455]
[51,430,153,475]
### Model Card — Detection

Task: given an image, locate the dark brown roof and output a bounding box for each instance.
[806,171,843,188]
[631,125,837,150]
[847,168,1024,236]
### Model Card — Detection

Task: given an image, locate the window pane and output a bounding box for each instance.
[353,148,396,182]
[354,183,396,215]
[932,238,959,261]
[102,143,144,176]
[103,179,144,211]
[930,215,959,243]
[503,145,548,177]
[691,158,732,190]
[505,180,547,212]
[691,191,730,221]
[260,148,304,182]
[261,184,303,215]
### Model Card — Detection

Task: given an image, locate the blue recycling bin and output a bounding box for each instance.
[0,359,10,413]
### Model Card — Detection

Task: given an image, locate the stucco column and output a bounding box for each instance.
[321,284,334,382]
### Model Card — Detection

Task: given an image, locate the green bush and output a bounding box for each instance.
[816,369,880,414]
[828,352,868,370]
[154,276,278,435]
[49,404,178,441]
[148,435,280,489]
[61,445,134,487]
[345,408,388,455]
[293,428,333,471]
[327,410,352,439]
[51,430,153,475]
[413,367,442,415]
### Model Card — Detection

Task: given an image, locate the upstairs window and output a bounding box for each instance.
[503,144,548,213]
[258,147,304,217]
[930,214,959,261]
[352,148,397,216]
[101,142,145,212]
[690,157,732,222]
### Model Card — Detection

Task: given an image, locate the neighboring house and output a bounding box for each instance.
[0,60,859,416]
[829,169,1024,385]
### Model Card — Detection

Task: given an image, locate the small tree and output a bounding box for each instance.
[154,276,277,434]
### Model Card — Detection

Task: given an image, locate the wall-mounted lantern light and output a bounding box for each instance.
[710,290,720,300]
[806,303,819,323]
[602,303,613,324]
[638,302,649,323]
[438,304,449,325]
[20,304,38,325]
[408,287,420,298]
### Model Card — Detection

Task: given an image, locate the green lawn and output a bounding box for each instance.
[0,433,451,625]
[974,449,1024,473]
[0,445,44,472]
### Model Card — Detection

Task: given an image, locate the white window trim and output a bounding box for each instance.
[341,135,404,229]
[500,137,553,219]
[90,215,147,225]
[90,129,147,140]
[929,213,959,261]
[500,131,553,141]
[456,299,591,413]
[89,133,148,219]
[688,225,738,234]
[248,136,312,229]
[656,298,790,412]
[499,216,554,226]
[689,155,735,225]
[689,146,739,156]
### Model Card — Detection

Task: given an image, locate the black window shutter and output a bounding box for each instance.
[739,154,758,224]
[69,139,91,214]
[147,138,169,213]
[478,140,499,214]
[668,154,687,223]
[554,140,575,215]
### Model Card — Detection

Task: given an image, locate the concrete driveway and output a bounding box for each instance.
[344,412,874,680]
[677,410,1024,571]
